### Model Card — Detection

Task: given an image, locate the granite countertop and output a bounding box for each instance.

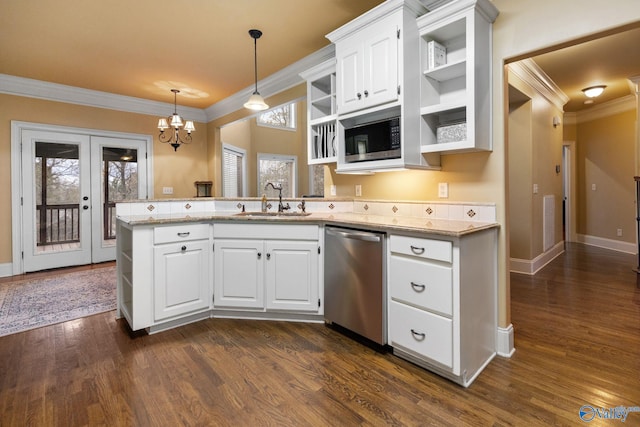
[117,211,498,237]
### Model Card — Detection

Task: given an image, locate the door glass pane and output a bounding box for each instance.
[102,147,138,245]
[35,142,81,253]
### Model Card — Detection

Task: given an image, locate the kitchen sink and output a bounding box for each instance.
[234,211,311,217]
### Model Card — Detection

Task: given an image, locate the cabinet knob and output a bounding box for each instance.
[266,253,271,260]
[363,90,369,97]
[181,245,187,251]
[411,329,426,340]
[257,252,262,259]
[357,92,362,99]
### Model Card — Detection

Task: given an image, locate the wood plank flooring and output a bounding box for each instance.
[0,243,638,426]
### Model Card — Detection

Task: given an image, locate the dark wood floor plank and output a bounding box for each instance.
[0,243,639,426]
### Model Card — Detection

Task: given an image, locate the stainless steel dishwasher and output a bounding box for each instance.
[324,226,385,345]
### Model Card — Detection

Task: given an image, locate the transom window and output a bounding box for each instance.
[257,102,296,130]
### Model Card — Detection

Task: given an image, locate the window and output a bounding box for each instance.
[257,102,296,130]
[258,154,297,198]
[222,144,246,197]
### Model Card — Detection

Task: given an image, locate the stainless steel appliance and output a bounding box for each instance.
[344,116,401,163]
[324,226,385,345]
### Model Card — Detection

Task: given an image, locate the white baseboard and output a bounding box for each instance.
[510,241,565,275]
[576,234,636,254]
[0,263,13,278]
[496,324,515,357]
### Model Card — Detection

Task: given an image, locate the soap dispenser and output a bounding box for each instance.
[261,194,267,212]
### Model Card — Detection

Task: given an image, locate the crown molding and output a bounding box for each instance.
[417,0,498,28]
[508,59,570,111]
[0,74,207,122]
[575,95,636,124]
[204,44,335,122]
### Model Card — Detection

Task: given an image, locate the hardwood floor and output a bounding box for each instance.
[0,243,638,426]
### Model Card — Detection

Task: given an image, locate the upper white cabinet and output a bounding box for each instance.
[300,59,338,164]
[325,0,442,173]
[333,12,400,115]
[417,0,498,154]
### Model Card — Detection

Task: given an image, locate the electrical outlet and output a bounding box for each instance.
[533,184,539,194]
[330,185,337,196]
[592,183,597,191]
[617,228,623,237]
[355,185,362,197]
[162,186,173,195]
[438,182,448,198]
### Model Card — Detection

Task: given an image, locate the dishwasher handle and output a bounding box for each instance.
[326,227,382,243]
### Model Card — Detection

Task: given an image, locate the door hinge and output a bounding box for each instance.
[318,298,321,308]
[145,152,148,159]
[212,294,215,303]
[212,243,215,252]
[397,85,401,95]
[318,246,321,255]
[397,29,400,39]
[21,251,24,259]
[21,197,23,206]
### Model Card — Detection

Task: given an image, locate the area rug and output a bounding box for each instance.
[0,266,116,337]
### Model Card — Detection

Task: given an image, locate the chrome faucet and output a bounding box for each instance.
[265,182,290,212]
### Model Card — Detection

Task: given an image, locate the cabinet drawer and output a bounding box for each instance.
[154,223,210,245]
[389,235,452,263]
[389,255,452,316]
[388,300,453,368]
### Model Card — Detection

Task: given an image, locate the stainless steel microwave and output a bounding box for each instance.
[344,117,401,163]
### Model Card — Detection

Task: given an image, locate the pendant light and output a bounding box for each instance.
[244,29,269,111]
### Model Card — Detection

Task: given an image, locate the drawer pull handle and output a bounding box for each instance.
[410,282,426,292]
[411,329,426,340]
[177,232,191,237]
[181,245,187,251]
[410,245,425,255]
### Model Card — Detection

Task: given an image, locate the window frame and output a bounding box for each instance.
[257,153,298,198]
[256,102,297,131]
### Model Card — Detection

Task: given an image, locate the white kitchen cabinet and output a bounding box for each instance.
[387,229,497,387]
[213,239,264,309]
[325,0,440,173]
[153,223,211,322]
[265,241,319,312]
[300,59,338,164]
[116,220,212,332]
[334,12,399,115]
[417,0,498,154]
[213,223,322,315]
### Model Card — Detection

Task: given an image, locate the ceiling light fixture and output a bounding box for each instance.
[582,85,606,98]
[244,29,269,111]
[157,89,195,151]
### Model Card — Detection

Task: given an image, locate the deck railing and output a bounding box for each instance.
[37,202,118,246]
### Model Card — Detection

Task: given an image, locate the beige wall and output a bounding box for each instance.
[576,110,636,242]
[220,100,308,197]
[0,93,209,265]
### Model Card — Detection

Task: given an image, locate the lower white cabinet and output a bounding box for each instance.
[153,238,211,321]
[213,223,321,314]
[387,229,497,387]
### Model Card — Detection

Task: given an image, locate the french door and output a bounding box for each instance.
[19,129,148,272]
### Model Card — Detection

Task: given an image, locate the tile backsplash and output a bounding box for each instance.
[117,199,496,223]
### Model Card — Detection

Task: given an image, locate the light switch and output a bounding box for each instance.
[533,184,538,194]
[592,184,597,191]
[438,182,448,198]
[162,186,173,195]
[355,185,362,197]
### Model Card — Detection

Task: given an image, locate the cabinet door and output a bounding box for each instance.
[214,240,264,309]
[265,241,319,312]
[362,24,398,109]
[336,36,362,115]
[153,239,210,321]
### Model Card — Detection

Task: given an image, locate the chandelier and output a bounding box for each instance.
[157,89,195,151]
[244,29,269,111]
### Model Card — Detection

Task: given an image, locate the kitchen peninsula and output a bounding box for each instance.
[116,197,498,386]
